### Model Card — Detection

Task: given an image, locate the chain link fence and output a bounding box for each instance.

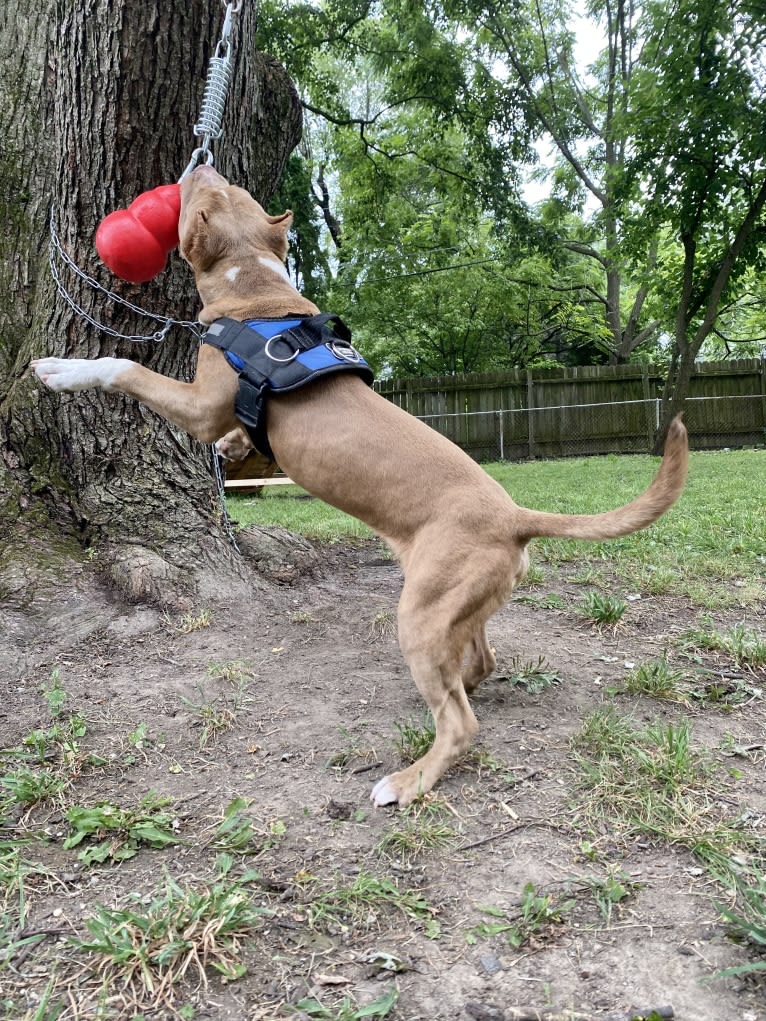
[414,394,766,462]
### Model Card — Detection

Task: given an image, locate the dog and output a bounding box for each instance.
[32,165,688,807]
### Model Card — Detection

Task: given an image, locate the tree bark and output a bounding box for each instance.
[0,0,302,611]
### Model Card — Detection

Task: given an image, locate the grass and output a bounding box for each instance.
[304,872,440,938]
[679,620,766,669]
[67,855,267,1010]
[63,794,179,865]
[577,591,627,626]
[572,707,766,939]
[467,882,577,949]
[376,797,456,861]
[498,655,562,694]
[227,448,766,602]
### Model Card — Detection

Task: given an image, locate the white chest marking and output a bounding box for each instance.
[225,266,241,283]
[258,256,290,282]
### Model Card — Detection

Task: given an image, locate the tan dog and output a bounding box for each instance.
[33,166,688,807]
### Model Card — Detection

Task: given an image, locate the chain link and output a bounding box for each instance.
[49,214,203,343]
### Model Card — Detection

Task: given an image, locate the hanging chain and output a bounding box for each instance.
[180,0,243,180]
[48,1,249,547]
[48,214,203,343]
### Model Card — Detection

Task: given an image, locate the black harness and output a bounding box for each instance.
[203,313,374,459]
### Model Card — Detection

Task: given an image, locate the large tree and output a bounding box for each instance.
[0,0,301,616]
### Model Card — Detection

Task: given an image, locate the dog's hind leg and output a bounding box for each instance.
[462,625,497,695]
[371,568,488,807]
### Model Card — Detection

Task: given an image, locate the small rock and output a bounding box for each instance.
[479,953,503,976]
[465,1003,505,1021]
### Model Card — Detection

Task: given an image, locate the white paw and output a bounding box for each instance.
[215,427,253,461]
[31,356,131,393]
[370,775,400,807]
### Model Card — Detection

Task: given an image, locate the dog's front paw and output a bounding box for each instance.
[31,356,130,393]
[215,426,254,461]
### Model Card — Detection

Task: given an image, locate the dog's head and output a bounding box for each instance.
[179,165,315,322]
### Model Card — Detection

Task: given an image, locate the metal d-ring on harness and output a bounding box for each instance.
[48,0,248,549]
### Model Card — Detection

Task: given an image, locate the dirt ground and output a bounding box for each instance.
[1,535,764,1021]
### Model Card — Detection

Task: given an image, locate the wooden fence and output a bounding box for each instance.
[374,358,766,460]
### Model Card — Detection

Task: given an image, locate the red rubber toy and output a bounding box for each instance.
[95,183,181,284]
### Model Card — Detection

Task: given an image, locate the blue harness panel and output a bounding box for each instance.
[203,313,373,459]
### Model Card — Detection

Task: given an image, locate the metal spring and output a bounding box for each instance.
[194,54,234,141]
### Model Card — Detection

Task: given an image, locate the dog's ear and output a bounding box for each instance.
[180,205,227,272]
[263,209,293,260]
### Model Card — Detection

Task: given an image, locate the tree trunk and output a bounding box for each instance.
[0,0,302,612]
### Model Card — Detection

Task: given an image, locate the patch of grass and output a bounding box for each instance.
[68,855,267,1011]
[1,767,68,809]
[208,659,254,684]
[228,487,371,541]
[467,882,576,949]
[572,707,765,923]
[0,842,58,968]
[305,872,440,938]
[63,793,179,865]
[368,609,396,640]
[622,658,688,701]
[679,620,766,669]
[577,591,627,626]
[288,989,398,1020]
[231,450,766,607]
[181,684,248,749]
[291,609,316,624]
[498,655,562,694]
[377,798,455,861]
[394,714,435,763]
[715,875,766,977]
[167,609,212,634]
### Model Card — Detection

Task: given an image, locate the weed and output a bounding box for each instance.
[291,610,316,624]
[1,767,67,807]
[181,686,244,748]
[369,609,396,640]
[168,609,211,634]
[288,989,398,1020]
[468,883,576,949]
[680,620,766,669]
[326,727,379,773]
[586,867,637,926]
[42,669,67,717]
[63,793,179,864]
[377,799,455,860]
[394,714,435,763]
[623,659,688,701]
[307,872,440,938]
[208,659,254,683]
[69,856,267,1008]
[715,875,766,976]
[577,591,627,626]
[499,655,562,694]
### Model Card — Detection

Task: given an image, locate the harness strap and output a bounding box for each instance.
[203,312,372,459]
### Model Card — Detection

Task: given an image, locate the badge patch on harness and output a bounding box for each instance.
[203,313,373,459]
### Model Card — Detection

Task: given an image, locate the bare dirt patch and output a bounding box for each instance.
[1,538,764,1020]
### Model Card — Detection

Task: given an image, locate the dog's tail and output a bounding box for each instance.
[515,415,688,541]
